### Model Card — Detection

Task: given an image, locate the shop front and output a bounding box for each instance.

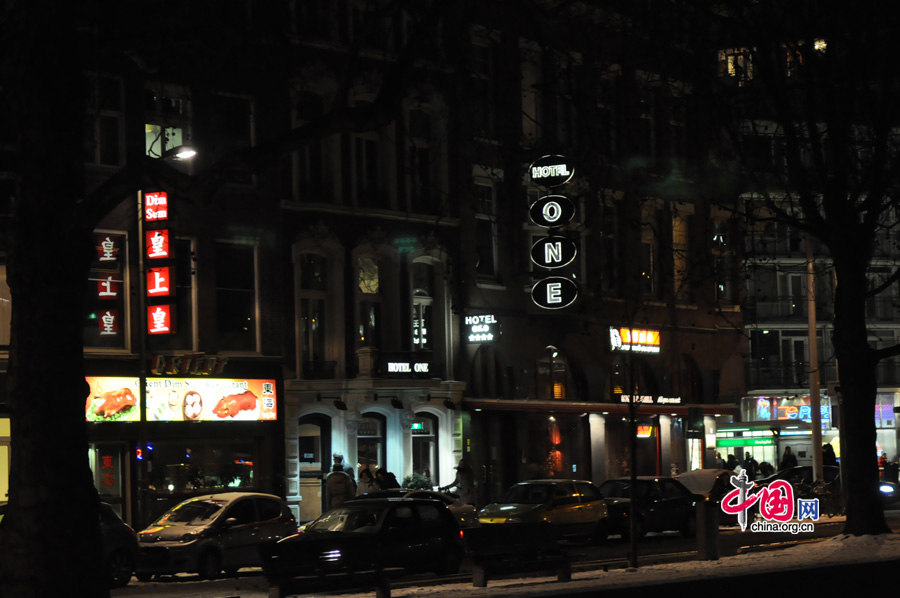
[85,361,284,528]
[463,397,734,506]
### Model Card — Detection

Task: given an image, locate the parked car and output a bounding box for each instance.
[136,491,296,580]
[598,476,700,538]
[99,502,142,588]
[477,479,609,543]
[349,488,478,528]
[677,469,739,526]
[261,497,464,594]
[0,500,138,588]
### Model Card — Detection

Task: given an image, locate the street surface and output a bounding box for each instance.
[112,512,897,598]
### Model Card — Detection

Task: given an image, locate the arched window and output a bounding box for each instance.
[536,345,574,400]
[412,412,439,486]
[411,261,433,351]
[298,253,332,378]
[357,256,382,348]
[357,412,386,476]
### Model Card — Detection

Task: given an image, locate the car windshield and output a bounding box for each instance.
[599,480,648,499]
[153,500,224,525]
[306,506,383,533]
[499,484,552,505]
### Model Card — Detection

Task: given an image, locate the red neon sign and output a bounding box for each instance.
[146,230,170,259]
[147,305,173,335]
[145,192,169,222]
[146,267,172,297]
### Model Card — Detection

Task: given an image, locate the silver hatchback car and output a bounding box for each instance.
[136,491,296,580]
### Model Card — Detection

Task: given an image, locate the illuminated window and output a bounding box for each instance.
[411,261,433,351]
[144,85,191,159]
[0,264,10,347]
[718,48,754,85]
[358,257,381,347]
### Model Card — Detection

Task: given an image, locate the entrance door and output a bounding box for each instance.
[298,415,331,523]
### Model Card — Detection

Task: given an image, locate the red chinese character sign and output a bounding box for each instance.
[147,305,174,335]
[146,267,172,297]
[146,230,170,259]
[86,234,127,349]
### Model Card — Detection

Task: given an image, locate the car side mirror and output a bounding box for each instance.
[223,517,238,528]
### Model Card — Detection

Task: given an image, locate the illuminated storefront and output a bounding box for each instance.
[85,366,283,526]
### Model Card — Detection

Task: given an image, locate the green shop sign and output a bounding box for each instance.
[716,437,775,447]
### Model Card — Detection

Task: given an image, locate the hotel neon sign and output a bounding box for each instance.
[609,327,661,353]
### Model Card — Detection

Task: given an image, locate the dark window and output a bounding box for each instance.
[215,242,256,351]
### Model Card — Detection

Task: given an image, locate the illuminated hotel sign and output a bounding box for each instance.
[466,314,500,343]
[609,327,661,353]
[529,155,575,188]
[619,395,683,405]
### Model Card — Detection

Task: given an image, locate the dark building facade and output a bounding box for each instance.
[0,1,751,524]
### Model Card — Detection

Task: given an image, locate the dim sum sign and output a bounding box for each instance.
[85,376,278,423]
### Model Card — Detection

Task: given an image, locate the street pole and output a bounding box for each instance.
[137,190,149,528]
[807,235,823,483]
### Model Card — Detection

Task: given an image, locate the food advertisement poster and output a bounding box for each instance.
[85,377,141,422]
[146,378,277,422]
[85,377,278,422]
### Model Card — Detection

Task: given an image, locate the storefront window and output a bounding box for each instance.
[521,414,587,479]
[146,440,257,509]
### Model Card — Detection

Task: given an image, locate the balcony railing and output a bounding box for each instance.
[744,297,834,322]
[746,359,900,389]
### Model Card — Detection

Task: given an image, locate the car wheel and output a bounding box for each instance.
[622,518,645,541]
[135,572,153,583]
[106,550,134,588]
[592,519,610,545]
[196,550,221,580]
[436,548,462,575]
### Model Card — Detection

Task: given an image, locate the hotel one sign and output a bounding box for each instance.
[528,155,579,309]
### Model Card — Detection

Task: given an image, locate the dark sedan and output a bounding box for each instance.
[0,501,139,588]
[598,476,700,538]
[262,498,464,595]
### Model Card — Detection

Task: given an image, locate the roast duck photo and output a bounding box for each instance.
[86,388,137,421]
[212,389,258,418]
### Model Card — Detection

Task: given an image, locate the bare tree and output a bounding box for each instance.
[699,1,900,535]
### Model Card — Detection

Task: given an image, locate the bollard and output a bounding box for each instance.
[696,498,719,560]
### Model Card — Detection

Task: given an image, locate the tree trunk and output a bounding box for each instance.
[831,251,890,536]
[0,2,109,597]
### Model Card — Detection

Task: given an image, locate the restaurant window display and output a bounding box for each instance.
[145,439,258,515]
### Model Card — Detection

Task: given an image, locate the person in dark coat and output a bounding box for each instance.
[780,446,798,470]
[726,454,739,471]
[375,468,400,489]
[823,443,837,467]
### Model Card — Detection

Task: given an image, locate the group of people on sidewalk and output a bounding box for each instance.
[324,452,476,508]
[714,444,835,480]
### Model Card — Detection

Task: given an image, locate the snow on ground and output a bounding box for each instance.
[309,531,900,598]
